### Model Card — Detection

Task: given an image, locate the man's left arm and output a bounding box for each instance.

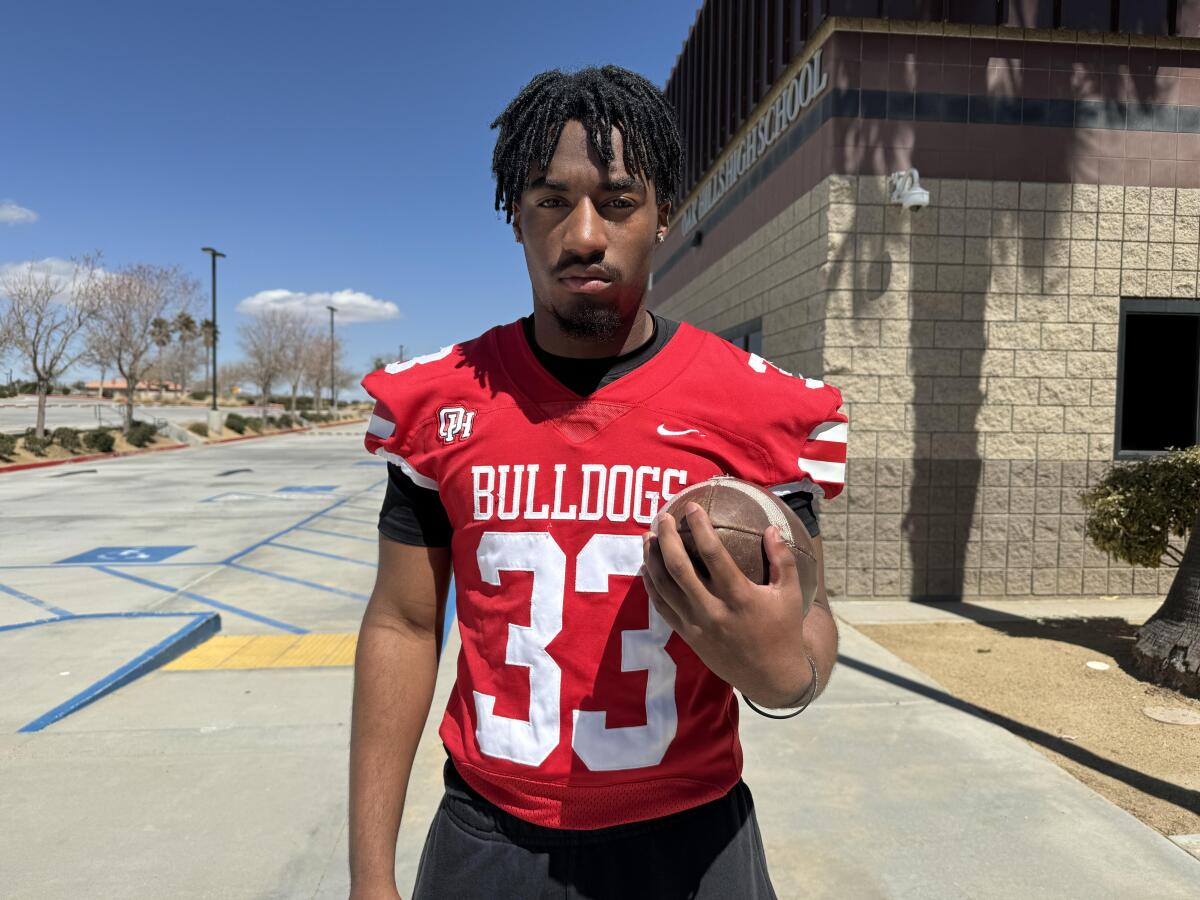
[785,534,837,708]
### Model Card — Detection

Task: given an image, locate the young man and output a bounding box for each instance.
[350,66,848,899]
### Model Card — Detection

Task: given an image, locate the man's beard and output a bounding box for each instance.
[550,297,624,341]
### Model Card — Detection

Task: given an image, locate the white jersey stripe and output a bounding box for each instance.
[367,413,396,439]
[770,478,826,498]
[808,420,847,443]
[373,447,439,491]
[797,457,845,484]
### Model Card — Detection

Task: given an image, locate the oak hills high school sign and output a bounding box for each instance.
[680,49,829,236]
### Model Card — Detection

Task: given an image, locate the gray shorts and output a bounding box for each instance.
[412,758,778,900]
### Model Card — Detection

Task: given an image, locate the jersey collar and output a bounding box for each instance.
[495,314,704,406]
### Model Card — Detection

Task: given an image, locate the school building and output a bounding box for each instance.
[649,2,1199,601]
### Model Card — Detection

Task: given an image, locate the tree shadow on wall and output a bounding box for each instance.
[826,33,1162,602]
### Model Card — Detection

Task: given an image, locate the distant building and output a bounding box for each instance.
[652,2,1197,602]
[84,379,182,401]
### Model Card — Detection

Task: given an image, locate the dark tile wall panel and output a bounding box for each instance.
[664,2,1187,206]
[654,28,1200,306]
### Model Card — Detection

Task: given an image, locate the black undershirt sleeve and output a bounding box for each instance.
[782,491,821,539]
[378,462,453,547]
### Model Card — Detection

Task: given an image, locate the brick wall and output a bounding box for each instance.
[652,173,1190,601]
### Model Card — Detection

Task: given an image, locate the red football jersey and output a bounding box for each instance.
[362,319,848,829]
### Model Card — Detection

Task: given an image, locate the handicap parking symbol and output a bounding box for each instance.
[57,545,194,565]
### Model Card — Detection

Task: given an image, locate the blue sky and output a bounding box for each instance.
[1,0,700,392]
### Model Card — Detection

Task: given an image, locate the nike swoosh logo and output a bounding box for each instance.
[657,424,704,437]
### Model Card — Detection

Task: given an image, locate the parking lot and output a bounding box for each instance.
[0,429,438,899]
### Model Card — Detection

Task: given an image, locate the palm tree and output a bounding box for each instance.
[1082,448,1200,697]
[1132,505,1200,696]
[173,312,198,395]
[150,317,172,402]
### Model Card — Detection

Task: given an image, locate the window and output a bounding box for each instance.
[1118,0,1172,36]
[1115,299,1200,458]
[1060,0,1112,31]
[720,317,763,355]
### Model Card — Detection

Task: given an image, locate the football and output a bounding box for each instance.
[654,475,819,617]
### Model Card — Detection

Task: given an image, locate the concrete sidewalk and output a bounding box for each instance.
[3,612,1197,898]
[312,609,1199,899]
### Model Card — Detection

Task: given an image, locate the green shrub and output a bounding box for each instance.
[224,413,247,434]
[23,434,51,456]
[277,413,294,429]
[84,429,115,453]
[188,422,209,438]
[126,420,158,448]
[52,427,81,452]
[189,391,208,402]
[0,433,16,459]
[1080,444,1200,568]
[246,417,264,433]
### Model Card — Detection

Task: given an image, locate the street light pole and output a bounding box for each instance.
[200,247,225,412]
[326,305,337,416]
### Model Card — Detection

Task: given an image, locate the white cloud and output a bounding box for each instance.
[0,257,100,301]
[0,201,38,225]
[236,288,401,324]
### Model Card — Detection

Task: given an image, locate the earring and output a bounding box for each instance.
[655,233,665,244]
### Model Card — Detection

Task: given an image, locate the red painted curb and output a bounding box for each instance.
[0,441,190,474]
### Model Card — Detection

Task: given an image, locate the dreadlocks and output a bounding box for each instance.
[490,65,683,223]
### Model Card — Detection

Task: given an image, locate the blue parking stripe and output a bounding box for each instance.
[0,583,72,617]
[96,567,307,634]
[320,513,378,528]
[223,478,386,565]
[268,542,376,568]
[18,611,221,732]
[297,526,376,544]
[227,562,370,603]
[0,562,219,571]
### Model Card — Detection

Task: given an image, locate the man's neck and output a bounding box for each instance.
[531,305,654,359]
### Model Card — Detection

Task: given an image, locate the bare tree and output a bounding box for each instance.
[0,255,101,437]
[239,308,294,421]
[84,263,200,430]
[217,361,250,403]
[302,333,346,413]
[162,338,203,400]
[276,313,316,413]
[80,326,117,399]
[303,335,328,413]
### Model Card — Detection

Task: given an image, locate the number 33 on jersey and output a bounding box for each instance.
[362,319,848,829]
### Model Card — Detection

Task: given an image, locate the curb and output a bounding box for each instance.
[12,611,222,733]
[0,441,190,475]
[0,418,367,473]
[208,417,366,445]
